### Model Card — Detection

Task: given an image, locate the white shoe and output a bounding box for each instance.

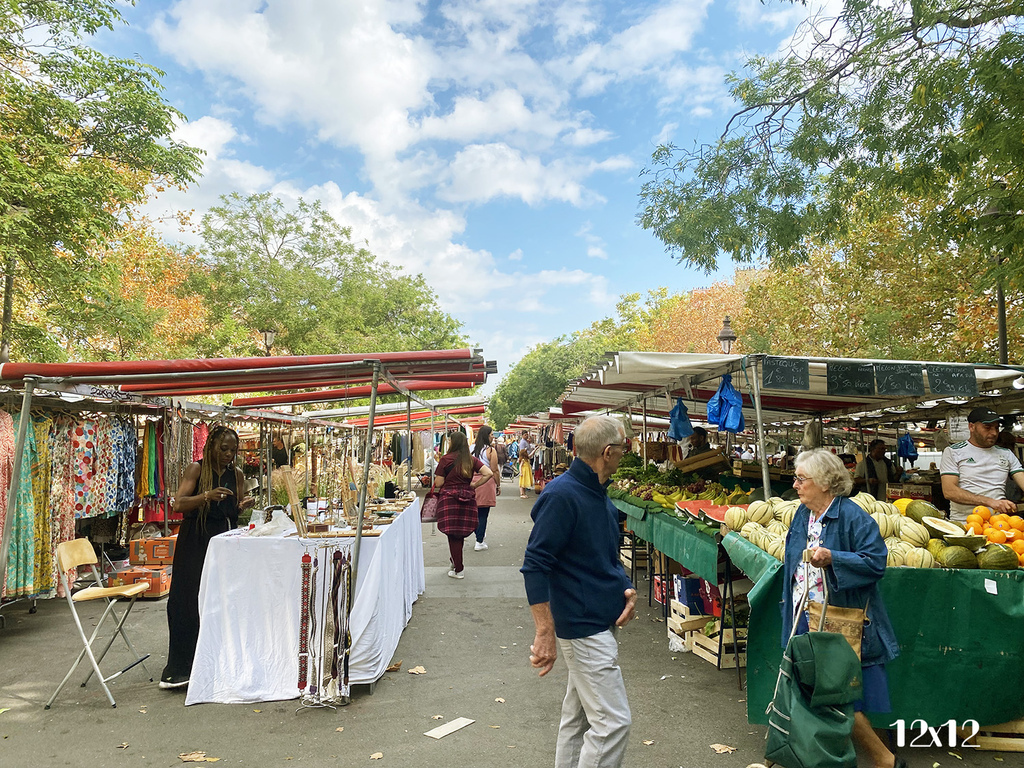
[447,569,465,579]
[474,541,488,551]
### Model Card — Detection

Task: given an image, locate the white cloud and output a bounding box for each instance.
[576,221,608,260]
[508,248,524,261]
[653,122,678,145]
[440,143,587,206]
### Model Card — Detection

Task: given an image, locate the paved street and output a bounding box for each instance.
[0,491,996,767]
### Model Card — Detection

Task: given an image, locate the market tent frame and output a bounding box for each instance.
[557,351,1024,493]
[0,349,494,601]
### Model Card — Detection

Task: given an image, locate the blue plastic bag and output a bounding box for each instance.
[897,432,918,465]
[668,398,694,441]
[707,374,745,434]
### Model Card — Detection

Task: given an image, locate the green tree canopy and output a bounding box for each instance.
[189,192,465,358]
[0,0,201,360]
[638,1,1023,288]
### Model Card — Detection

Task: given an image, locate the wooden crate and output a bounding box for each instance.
[619,547,649,571]
[961,719,1024,752]
[686,631,747,669]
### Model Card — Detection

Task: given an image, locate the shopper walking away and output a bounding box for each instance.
[521,415,637,768]
[471,425,501,551]
[518,433,534,498]
[161,426,255,689]
[434,431,493,578]
[783,448,904,768]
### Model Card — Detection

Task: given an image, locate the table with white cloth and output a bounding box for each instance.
[185,498,424,705]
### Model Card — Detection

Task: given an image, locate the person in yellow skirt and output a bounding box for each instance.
[518,433,535,498]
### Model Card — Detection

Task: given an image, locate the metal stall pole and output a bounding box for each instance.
[750,356,773,499]
[642,399,648,464]
[0,380,36,597]
[406,396,412,493]
[304,420,311,499]
[351,363,380,594]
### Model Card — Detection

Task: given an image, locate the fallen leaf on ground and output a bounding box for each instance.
[431,715,443,720]
[386,660,403,672]
[709,743,736,754]
[370,752,384,759]
[948,752,962,760]
[494,697,505,703]
[660,675,672,680]
[642,739,654,746]
[0,708,10,715]
[489,725,500,729]
[408,666,426,675]
[253,709,262,713]
[499,646,507,649]
[116,743,129,750]
[179,752,222,763]
[336,727,344,732]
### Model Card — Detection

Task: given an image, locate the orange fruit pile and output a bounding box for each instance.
[967,506,1024,566]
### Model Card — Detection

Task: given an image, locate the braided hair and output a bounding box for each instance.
[195,425,239,527]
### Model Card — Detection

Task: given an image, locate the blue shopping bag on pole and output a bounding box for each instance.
[668,398,694,441]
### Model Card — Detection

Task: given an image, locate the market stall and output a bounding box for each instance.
[186,497,423,704]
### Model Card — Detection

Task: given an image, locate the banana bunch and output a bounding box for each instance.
[651,488,686,508]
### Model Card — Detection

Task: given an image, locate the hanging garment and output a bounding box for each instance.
[1,411,37,599]
[30,416,55,599]
[193,422,209,462]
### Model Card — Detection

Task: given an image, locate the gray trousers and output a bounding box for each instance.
[555,629,631,768]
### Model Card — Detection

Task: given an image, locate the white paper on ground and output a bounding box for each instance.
[424,717,475,739]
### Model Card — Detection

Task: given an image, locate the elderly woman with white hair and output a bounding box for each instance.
[782,448,905,768]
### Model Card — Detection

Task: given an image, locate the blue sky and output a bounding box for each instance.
[99,0,832,391]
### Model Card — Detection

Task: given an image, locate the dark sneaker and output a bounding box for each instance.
[159,674,189,689]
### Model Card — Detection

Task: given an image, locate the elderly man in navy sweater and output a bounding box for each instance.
[521,415,637,768]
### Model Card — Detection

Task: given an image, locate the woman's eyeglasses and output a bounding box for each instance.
[793,475,812,486]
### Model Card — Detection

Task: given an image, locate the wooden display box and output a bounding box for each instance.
[673,448,730,474]
[108,565,172,598]
[686,631,747,669]
[619,548,649,572]
[960,719,1024,752]
[129,536,176,566]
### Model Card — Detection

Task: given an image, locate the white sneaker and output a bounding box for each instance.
[474,541,488,551]
[447,569,465,579]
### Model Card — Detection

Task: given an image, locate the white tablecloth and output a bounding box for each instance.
[185,499,424,704]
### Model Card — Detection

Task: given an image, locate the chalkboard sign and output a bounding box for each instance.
[761,356,810,391]
[927,364,978,397]
[827,362,875,396]
[874,363,925,397]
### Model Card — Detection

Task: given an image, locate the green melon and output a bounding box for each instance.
[926,538,948,559]
[937,545,978,569]
[921,516,965,539]
[977,543,1019,571]
[905,499,941,525]
[904,547,935,569]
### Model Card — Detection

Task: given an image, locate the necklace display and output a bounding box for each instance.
[297,542,352,709]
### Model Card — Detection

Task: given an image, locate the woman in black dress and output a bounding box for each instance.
[160,425,255,689]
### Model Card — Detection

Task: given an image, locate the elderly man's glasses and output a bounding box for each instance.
[605,442,626,452]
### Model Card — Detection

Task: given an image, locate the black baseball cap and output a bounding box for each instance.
[968,407,1000,424]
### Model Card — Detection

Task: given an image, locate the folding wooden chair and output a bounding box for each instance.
[45,538,154,709]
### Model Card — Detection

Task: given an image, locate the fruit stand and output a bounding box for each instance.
[724,530,1024,728]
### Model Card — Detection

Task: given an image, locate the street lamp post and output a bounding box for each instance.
[717,316,737,355]
[260,328,276,356]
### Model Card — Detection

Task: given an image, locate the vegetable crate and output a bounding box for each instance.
[619,545,649,572]
[685,618,747,669]
[666,599,707,646]
[960,719,1024,752]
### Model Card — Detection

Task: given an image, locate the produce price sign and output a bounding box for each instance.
[874,363,925,397]
[926,364,978,397]
[826,362,875,396]
[761,356,810,391]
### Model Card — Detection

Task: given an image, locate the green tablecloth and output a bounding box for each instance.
[613,498,720,584]
[723,533,1024,727]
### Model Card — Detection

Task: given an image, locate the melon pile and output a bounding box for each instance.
[724,493,1023,570]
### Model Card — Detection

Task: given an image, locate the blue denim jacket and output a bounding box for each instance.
[781,496,900,666]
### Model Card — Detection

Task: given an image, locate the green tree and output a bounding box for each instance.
[191,192,465,357]
[740,196,1022,362]
[488,293,665,429]
[638,1,1023,289]
[0,0,202,361]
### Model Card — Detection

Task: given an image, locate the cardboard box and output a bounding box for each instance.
[673,575,705,614]
[129,536,176,565]
[108,565,172,598]
[653,575,674,605]
[885,483,934,502]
